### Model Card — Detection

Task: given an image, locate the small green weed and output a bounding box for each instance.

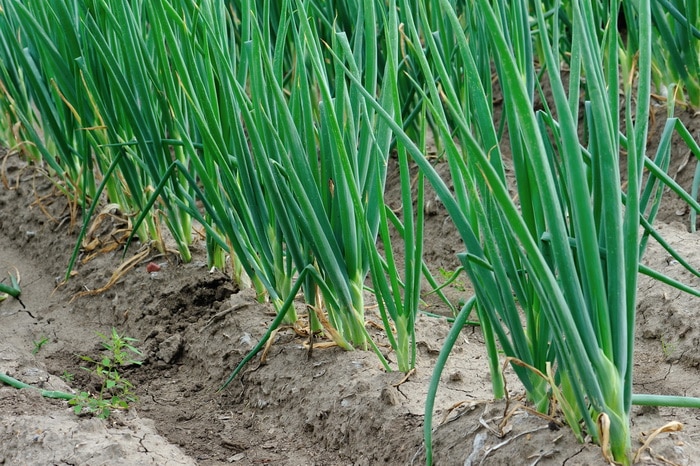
[661,338,678,359]
[32,336,49,355]
[438,267,467,292]
[69,328,142,419]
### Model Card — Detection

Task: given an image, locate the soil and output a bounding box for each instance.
[1,103,700,466]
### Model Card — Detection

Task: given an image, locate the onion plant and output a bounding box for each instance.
[360,0,426,372]
[0,268,21,305]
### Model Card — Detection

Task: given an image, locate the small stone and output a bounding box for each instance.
[228,453,246,462]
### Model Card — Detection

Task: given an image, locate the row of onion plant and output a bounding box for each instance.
[344,0,700,464]
[0,0,435,374]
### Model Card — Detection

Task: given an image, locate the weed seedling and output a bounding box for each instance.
[438,267,467,292]
[32,336,49,355]
[661,338,678,359]
[69,328,142,419]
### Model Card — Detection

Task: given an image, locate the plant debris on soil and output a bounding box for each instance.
[2,105,700,466]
